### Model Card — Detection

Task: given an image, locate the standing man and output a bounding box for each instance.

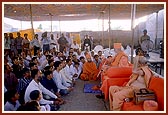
[41,32,50,52]
[65,32,72,51]
[71,40,79,52]
[9,33,17,55]
[4,33,11,56]
[58,33,68,53]
[15,32,23,55]
[139,29,150,45]
[22,33,30,55]
[139,29,151,57]
[31,34,41,56]
[50,34,58,51]
[83,35,91,51]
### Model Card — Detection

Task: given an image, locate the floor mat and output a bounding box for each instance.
[83,83,101,94]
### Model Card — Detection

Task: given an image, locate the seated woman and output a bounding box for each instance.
[108,56,153,111]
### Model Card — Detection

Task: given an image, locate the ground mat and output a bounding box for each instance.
[83,83,101,94]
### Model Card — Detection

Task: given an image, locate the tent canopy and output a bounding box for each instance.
[4,3,164,21]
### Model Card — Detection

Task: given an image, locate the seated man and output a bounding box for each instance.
[80,53,99,81]
[95,55,113,81]
[109,56,153,111]
[99,55,113,72]
[111,43,131,67]
[99,43,131,79]
[53,61,73,96]
[40,70,61,98]
[24,69,64,108]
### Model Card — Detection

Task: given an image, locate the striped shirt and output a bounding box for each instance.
[17,77,32,94]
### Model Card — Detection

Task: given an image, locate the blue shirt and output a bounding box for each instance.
[40,77,58,93]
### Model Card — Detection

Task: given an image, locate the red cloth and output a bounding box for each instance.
[122,101,144,111]
[100,66,132,100]
[122,76,164,111]
[148,76,164,110]
[100,77,129,100]
[106,66,133,78]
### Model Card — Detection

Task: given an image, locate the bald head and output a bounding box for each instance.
[138,56,147,65]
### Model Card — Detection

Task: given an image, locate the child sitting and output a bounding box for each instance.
[29,90,50,111]
[4,89,21,111]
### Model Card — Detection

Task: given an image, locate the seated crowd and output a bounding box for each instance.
[4,32,103,111]
[4,32,163,111]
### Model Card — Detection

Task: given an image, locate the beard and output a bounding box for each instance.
[37,76,42,82]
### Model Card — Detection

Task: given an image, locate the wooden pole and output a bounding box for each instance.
[108,4,111,49]
[155,11,158,50]
[102,12,104,47]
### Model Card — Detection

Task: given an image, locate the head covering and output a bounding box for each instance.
[114,43,122,49]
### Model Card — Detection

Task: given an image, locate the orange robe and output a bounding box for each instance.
[101,52,132,81]
[80,61,99,81]
[111,51,130,67]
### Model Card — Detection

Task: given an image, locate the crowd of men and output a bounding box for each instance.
[4,31,102,111]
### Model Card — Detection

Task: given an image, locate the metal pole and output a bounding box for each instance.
[155,11,158,50]
[59,19,61,34]
[20,20,22,30]
[161,12,164,58]
[131,4,136,63]
[29,4,34,37]
[51,15,52,34]
[102,12,104,47]
[108,4,111,49]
